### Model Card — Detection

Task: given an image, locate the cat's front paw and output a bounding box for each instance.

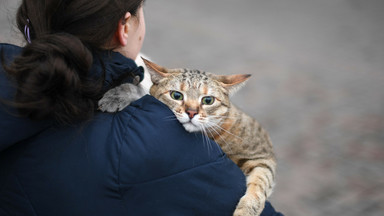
[233,194,264,216]
[98,90,131,113]
[98,95,130,113]
[98,83,146,112]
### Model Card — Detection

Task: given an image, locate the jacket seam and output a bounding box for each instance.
[116,105,139,199]
[120,153,228,188]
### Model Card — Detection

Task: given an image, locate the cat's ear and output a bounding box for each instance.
[141,58,182,84]
[141,58,170,84]
[213,74,251,95]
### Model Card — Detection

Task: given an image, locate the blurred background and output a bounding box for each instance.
[1,0,384,215]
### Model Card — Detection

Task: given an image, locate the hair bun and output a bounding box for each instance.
[9,33,99,123]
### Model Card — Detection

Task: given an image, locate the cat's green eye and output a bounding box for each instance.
[170,91,184,101]
[202,96,215,105]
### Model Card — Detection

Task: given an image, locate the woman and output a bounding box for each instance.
[0,0,283,215]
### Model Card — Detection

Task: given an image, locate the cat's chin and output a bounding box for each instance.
[182,122,201,133]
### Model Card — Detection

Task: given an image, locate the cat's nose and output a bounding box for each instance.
[186,109,198,119]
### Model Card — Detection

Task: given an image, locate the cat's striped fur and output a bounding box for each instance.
[99,58,276,216]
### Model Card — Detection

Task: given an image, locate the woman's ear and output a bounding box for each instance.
[115,12,132,46]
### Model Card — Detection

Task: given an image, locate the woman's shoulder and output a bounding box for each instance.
[108,96,247,215]
[0,43,21,50]
[110,95,237,183]
[94,95,172,142]
[110,94,181,134]
[0,43,22,59]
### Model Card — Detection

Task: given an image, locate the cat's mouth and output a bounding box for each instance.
[175,112,203,133]
[178,117,201,133]
[182,122,201,133]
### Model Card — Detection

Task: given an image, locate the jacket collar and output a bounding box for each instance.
[91,50,144,89]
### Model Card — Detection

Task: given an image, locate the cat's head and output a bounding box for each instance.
[143,58,250,133]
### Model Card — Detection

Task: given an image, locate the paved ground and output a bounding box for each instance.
[2,0,384,215]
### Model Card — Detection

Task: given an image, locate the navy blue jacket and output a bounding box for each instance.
[0,43,282,216]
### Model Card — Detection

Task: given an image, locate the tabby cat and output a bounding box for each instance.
[99,58,276,216]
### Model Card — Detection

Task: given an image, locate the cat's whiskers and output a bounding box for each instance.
[206,120,244,142]
[204,121,234,154]
[199,125,214,154]
[194,117,220,154]
[203,125,225,154]
[209,115,238,120]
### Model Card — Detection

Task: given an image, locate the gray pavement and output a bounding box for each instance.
[1,0,384,215]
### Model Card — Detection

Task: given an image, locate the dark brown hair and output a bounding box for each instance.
[3,0,144,124]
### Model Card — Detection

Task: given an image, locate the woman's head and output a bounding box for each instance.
[3,0,145,124]
[113,6,146,60]
[17,0,145,54]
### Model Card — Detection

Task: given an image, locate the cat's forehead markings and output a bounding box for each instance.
[180,82,186,91]
[202,85,208,95]
[182,69,209,80]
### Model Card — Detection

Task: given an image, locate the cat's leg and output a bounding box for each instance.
[98,83,146,112]
[233,159,276,216]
